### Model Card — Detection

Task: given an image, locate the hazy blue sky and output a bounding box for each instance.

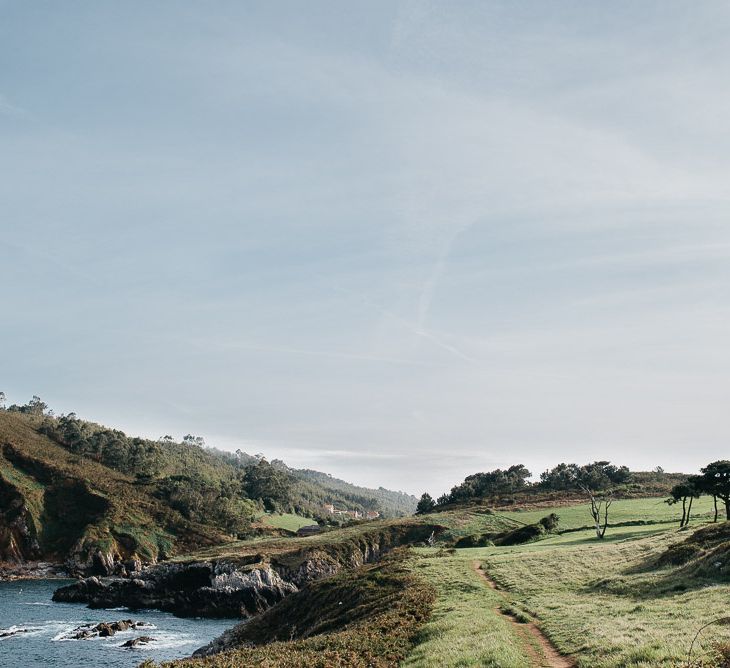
[3,2,730,495]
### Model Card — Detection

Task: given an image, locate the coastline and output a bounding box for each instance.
[0,561,68,582]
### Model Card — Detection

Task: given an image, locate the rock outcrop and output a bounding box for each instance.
[121,635,155,648]
[53,562,299,618]
[53,523,442,618]
[60,619,151,640]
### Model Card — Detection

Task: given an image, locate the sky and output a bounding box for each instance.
[2,1,730,496]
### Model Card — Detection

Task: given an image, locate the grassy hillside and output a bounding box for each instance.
[480,526,730,667]
[136,499,729,668]
[290,469,417,517]
[0,410,224,571]
[0,407,418,571]
[497,495,718,532]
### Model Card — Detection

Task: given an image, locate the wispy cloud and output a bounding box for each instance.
[0,94,25,117]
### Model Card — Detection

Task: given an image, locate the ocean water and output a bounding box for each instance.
[0,579,234,668]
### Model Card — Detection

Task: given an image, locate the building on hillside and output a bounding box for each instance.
[322,504,378,520]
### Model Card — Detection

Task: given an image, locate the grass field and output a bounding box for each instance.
[140,496,729,667]
[403,550,533,668]
[481,529,730,667]
[401,499,729,668]
[258,512,316,532]
[496,495,718,532]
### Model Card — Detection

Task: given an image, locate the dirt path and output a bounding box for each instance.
[472,561,575,668]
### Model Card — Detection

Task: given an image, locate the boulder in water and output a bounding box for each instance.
[121,635,155,648]
[67,619,145,640]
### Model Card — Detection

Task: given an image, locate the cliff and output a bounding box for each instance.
[52,521,442,617]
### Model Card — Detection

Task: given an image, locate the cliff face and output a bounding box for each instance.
[53,523,442,618]
[0,411,226,575]
[0,474,41,562]
[0,442,148,574]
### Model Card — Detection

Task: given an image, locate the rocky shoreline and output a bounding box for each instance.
[53,561,299,618]
[0,560,68,581]
[52,523,441,621]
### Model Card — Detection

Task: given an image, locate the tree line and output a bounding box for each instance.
[416,459,730,534]
[416,460,633,513]
[665,462,730,526]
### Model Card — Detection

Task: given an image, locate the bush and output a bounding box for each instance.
[453,534,494,548]
[493,523,545,546]
[538,513,560,533]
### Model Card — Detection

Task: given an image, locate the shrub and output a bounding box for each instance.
[538,513,560,533]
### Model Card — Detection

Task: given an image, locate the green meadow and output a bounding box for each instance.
[402,498,729,668]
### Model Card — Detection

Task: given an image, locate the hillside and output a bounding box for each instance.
[0,408,415,574]
[0,410,225,574]
[40,499,722,667]
[288,468,417,517]
[118,501,729,668]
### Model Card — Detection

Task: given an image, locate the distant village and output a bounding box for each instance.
[322,504,380,520]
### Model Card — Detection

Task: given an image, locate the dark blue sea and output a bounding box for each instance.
[0,579,234,668]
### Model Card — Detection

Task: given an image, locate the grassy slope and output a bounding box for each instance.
[259,512,315,532]
[128,500,729,667]
[402,500,729,668]
[403,550,532,668]
[482,528,730,667]
[0,411,224,563]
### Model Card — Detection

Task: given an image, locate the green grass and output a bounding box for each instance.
[259,512,316,532]
[402,550,531,668]
[495,495,717,532]
[401,503,729,667]
[478,525,730,667]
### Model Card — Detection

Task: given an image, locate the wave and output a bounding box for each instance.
[114,630,194,651]
[1,622,66,639]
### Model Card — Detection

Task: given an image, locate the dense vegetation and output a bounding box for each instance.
[2,394,416,525]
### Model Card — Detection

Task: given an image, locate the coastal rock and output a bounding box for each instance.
[0,628,29,638]
[53,524,442,620]
[54,562,298,617]
[0,560,66,580]
[121,635,155,648]
[64,620,147,640]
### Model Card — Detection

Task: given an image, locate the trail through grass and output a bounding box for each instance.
[402,549,532,668]
[479,528,730,667]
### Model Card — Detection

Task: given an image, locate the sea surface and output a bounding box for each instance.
[0,579,234,668]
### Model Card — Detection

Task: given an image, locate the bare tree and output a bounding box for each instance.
[580,485,613,538]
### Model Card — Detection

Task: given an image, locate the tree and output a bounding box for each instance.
[443,464,532,504]
[416,493,436,514]
[666,479,701,527]
[242,458,292,511]
[580,485,613,538]
[183,434,206,448]
[0,391,5,409]
[25,395,48,416]
[540,461,630,492]
[697,461,730,521]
